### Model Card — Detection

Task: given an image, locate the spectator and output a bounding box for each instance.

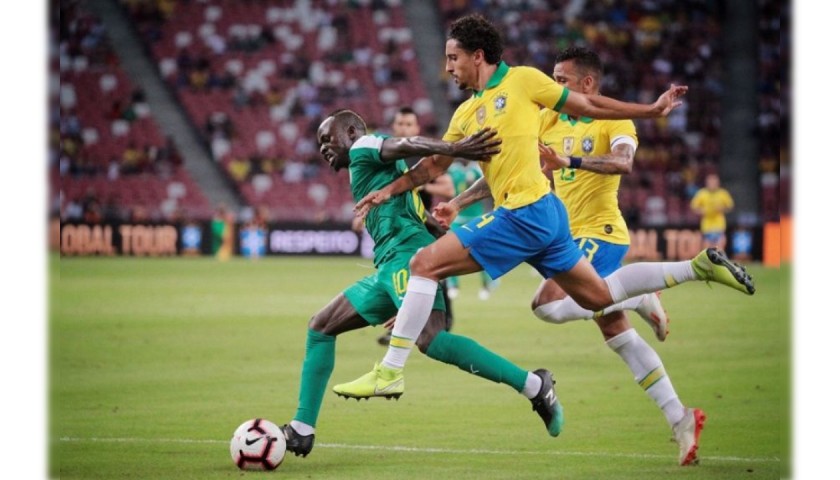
[121,142,145,174]
[690,173,734,251]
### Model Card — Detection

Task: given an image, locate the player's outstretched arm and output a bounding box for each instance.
[540,143,634,175]
[354,154,455,217]
[379,127,501,162]
[561,84,688,120]
[355,130,500,217]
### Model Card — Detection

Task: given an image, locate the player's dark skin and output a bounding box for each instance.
[310,114,501,351]
[307,293,447,354]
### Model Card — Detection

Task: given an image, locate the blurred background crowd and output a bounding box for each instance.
[51,0,787,230]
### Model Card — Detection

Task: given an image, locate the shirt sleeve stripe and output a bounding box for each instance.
[351,135,384,151]
[552,87,570,112]
[610,136,638,149]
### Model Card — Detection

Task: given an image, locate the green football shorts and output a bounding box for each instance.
[344,248,445,326]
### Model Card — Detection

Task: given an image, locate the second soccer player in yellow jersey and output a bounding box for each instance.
[532,46,705,466]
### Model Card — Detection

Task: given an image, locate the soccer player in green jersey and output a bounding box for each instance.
[336,14,754,440]
[374,106,455,347]
[281,109,566,457]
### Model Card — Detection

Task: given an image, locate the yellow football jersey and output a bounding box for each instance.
[443,62,569,210]
[690,188,734,233]
[538,110,637,245]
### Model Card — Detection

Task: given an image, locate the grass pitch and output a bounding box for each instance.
[51,255,788,479]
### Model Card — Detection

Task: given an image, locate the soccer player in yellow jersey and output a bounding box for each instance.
[335,14,754,442]
[691,173,735,251]
[526,46,705,466]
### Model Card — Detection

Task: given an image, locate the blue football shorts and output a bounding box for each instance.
[572,237,629,277]
[702,231,725,244]
[453,193,583,280]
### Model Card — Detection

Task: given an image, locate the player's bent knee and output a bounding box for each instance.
[307,313,330,334]
[408,249,432,277]
[532,302,575,325]
[530,295,543,313]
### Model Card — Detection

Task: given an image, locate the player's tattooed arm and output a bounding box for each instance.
[539,143,634,175]
[451,177,491,211]
[431,177,491,229]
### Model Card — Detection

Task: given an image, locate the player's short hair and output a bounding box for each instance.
[555,46,603,80]
[448,14,504,65]
[331,109,367,133]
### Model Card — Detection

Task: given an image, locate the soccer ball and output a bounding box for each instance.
[229,418,286,470]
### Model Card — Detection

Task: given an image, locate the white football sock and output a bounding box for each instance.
[290,420,314,436]
[604,261,696,301]
[382,276,438,370]
[533,295,645,324]
[534,261,695,323]
[606,329,684,426]
[521,372,543,399]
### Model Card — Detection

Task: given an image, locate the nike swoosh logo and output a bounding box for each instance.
[374,380,404,395]
[245,437,262,446]
[469,364,480,374]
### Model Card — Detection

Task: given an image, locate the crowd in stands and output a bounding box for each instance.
[52,0,213,222]
[52,0,781,229]
[758,0,787,221]
[122,0,435,222]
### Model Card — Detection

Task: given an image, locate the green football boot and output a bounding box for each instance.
[690,248,755,295]
[333,362,404,400]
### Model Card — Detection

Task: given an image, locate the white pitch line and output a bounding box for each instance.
[58,437,780,464]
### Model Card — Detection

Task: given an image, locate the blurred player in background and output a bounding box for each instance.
[690,173,734,251]
[282,109,565,458]
[421,159,499,300]
[338,14,753,442]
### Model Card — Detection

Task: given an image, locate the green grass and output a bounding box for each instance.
[51,255,788,479]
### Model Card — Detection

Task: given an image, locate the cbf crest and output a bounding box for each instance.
[476,105,486,126]
[493,92,508,113]
[581,136,595,154]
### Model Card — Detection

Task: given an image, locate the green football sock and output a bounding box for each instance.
[293,329,336,427]
[426,331,527,392]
